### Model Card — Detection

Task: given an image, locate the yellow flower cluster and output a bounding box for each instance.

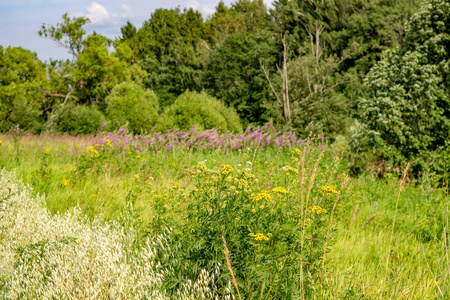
[233,178,249,189]
[321,185,338,195]
[86,146,99,158]
[294,148,302,156]
[283,166,299,174]
[221,164,234,175]
[196,162,208,172]
[105,139,112,147]
[253,191,272,202]
[62,178,70,187]
[45,148,51,154]
[308,206,327,215]
[272,187,288,195]
[248,232,271,241]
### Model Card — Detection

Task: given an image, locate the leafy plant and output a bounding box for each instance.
[164,90,243,132]
[106,82,160,134]
[44,102,105,135]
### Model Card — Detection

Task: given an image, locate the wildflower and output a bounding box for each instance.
[282,166,298,174]
[94,144,101,147]
[62,178,70,187]
[248,232,270,241]
[272,187,288,195]
[136,155,141,158]
[0,140,2,145]
[321,185,338,195]
[196,162,208,172]
[294,148,302,155]
[308,206,327,215]
[252,191,272,202]
[45,148,51,154]
[92,194,98,197]
[171,162,176,166]
[221,165,234,175]
[134,174,140,180]
[105,139,112,147]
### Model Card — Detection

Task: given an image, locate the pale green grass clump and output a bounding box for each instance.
[0,169,167,298]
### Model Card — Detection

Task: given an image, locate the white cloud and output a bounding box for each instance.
[184,0,215,17]
[73,2,136,26]
[121,4,135,20]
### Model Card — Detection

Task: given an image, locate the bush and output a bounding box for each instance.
[164,91,243,132]
[44,102,105,135]
[106,82,160,133]
[0,97,42,133]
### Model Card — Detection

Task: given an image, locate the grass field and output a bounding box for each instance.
[0,128,448,299]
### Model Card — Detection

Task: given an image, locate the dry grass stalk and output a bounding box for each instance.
[322,175,350,268]
[350,204,359,229]
[363,214,377,230]
[222,236,242,300]
[384,162,411,291]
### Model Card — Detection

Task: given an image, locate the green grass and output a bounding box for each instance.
[0,133,448,299]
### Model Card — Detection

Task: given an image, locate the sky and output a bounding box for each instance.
[0,0,272,62]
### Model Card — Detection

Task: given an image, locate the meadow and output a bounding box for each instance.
[0,126,449,299]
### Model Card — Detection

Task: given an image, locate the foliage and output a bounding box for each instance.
[356,0,450,174]
[203,31,279,125]
[164,90,243,132]
[106,82,160,133]
[44,102,105,135]
[38,12,90,58]
[0,46,48,132]
[129,8,208,107]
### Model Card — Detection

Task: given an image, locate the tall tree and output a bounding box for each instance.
[356,0,450,173]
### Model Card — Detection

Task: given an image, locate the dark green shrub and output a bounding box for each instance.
[45,102,105,135]
[164,90,242,132]
[0,97,42,133]
[106,82,160,133]
[354,0,450,175]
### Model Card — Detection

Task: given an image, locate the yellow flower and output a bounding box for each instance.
[321,185,338,195]
[294,148,302,155]
[196,162,208,172]
[105,139,112,147]
[252,191,272,202]
[0,140,2,145]
[221,164,234,175]
[94,144,101,147]
[136,155,141,158]
[171,162,176,166]
[62,178,70,187]
[308,206,327,215]
[272,187,288,195]
[248,232,270,241]
[44,148,51,154]
[134,174,140,180]
[92,194,98,197]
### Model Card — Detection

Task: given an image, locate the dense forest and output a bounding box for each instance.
[1,0,449,175]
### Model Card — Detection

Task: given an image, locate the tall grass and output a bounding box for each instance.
[0,129,449,298]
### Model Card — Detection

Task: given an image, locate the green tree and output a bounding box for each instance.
[106,82,160,133]
[203,30,279,125]
[39,13,90,59]
[0,46,49,132]
[164,90,242,132]
[128,8,208,106]
[356,0,450,173]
